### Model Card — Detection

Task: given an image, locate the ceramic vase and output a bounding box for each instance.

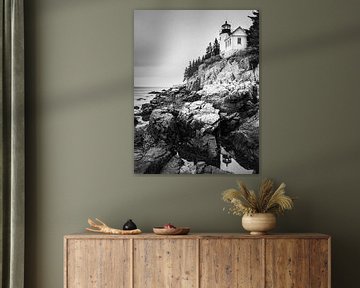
[242,213,276,235]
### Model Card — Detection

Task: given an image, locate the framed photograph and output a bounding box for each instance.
[134,10,259,174]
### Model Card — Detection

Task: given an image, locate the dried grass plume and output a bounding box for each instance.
[222,179,294,216]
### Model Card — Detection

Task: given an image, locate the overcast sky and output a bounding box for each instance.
[134,10,254,87]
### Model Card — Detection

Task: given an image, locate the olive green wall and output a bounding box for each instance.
[24,0,360,287]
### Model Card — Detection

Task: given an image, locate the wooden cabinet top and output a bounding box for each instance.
[64,232,330,240]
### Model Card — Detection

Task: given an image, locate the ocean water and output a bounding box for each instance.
[134,87,169,108]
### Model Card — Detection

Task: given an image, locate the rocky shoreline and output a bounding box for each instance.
[134,55,259,174]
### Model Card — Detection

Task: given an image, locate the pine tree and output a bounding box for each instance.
[183,66,189,81]
[188,61,193,77]
[213,38,220,56]
[246,10,259,51]
[184,61,192,81]
[205,42,213,59]
[184,37,221,81]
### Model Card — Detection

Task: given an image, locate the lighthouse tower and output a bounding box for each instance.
[219,21,231,56]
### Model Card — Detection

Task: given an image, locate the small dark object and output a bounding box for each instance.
[123,219,137,230]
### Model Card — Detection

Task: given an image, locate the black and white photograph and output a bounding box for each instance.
[134,10,260,174]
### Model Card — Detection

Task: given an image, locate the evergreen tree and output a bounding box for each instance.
[246,10,259,51]
[183,67,189,82]
[205,42,213,59]
[188,61,193,76]
[183,61,192,81]
[213,38,220,56]
[184,37,222,81]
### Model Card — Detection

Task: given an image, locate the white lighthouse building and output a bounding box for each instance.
[219,21,248,58]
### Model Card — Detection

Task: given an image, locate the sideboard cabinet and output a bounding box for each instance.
[64,233,330,288]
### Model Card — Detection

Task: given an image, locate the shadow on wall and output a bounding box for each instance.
[275,142,360,288]
[264,23,360,62]
[35,22,360,112]
[42,78,130,112]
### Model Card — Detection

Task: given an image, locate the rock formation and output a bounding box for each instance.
[134,52,259,174]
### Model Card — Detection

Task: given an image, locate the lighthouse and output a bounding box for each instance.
[219,21,231,54]
[219,21,248,58]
